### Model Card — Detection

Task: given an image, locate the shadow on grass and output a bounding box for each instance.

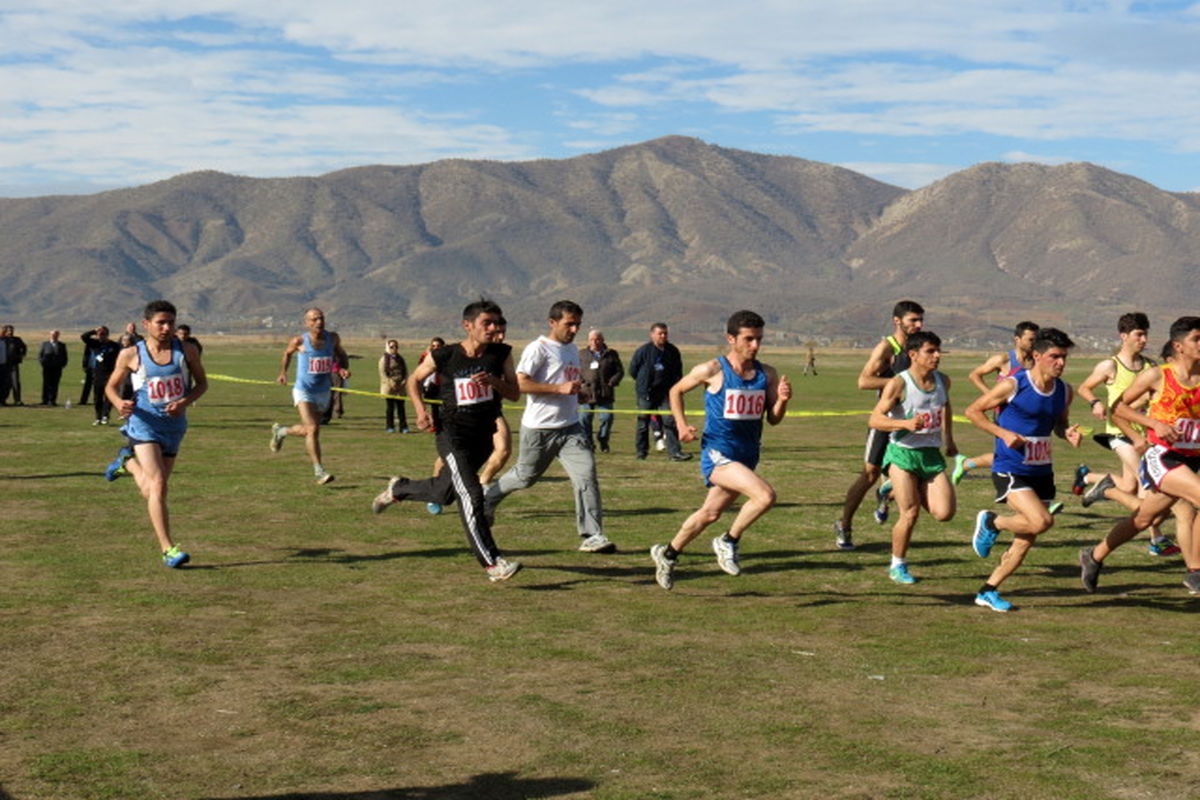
[0,471,99,480]
[185,546,494,569]
[203,772,594,799]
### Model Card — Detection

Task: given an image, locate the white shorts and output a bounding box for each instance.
[293,387,331,411]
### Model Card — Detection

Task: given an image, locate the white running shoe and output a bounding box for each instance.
[486,558,521,582]
[649,544,676,590]
[578,533,617,553]
[372,477,402,514]
[269,423,286,453]
[712,535,741,576]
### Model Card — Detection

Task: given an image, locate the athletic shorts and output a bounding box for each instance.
[883,443,946,482]
[863,427,888,468]
[992,471,1056,504]
[125,428,185,459]
[700,446,759,487]
[1140,444,1200,490]
[1092,433,1134,452]
[293,387,331,411]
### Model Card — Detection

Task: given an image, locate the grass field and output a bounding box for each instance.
[2,339,1199,800]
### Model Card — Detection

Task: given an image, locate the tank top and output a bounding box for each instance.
[433,342,512,434]
[129,339,190,433]
[701,357,768,461]
[888,370,946,449]
[993,370,1067,476]
[1147,366,1200,453]
[1105,355,1153,436]
[295,332,335,394]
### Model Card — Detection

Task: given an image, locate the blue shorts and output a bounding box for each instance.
[293,387,331,411]
[700,446,760,487]
[123,422,186,458]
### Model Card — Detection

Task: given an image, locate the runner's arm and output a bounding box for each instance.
[1077,358,1115,421]
[670,359,719,442]
[105,347,137,417]
[867,376,916,433]
[764,364,791,426]
[856,339,893,392]
[277,336,301,384]
[967,352,1006,395]
[406,356,438,431]
[1113,367,1175,442]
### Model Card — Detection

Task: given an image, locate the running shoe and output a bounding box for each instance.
[372,477,402,514]
[385,427,395,433]
[712,535,741,576]
[269,422,286,453]
[1081,474,1114,508]
[669,453,693,462]
[315,470,335,485]
[655,436,666,452]
[1148,538,1181,557]
[649,543,676,590]
[162,545,190,568]
[974,589,1013,612]
[950,454,968,486]
[888,563,917,584]
[1079,547,1102,593]
[1072,464,1090,495]
[104,446,133,482]
[1048,501,1064,516]
[485,557,521,582]
[426,502,443,515]
[579,533,617,553]
[873,481,892,524]
[1184,571,1200,595]
[972,510,999,558]
[834,521,855,551]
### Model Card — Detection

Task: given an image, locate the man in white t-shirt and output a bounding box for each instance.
[484,300,614,553]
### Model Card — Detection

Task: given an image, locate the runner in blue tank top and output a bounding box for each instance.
[269,308,350,485]
[867,331,957,585]
[965,328,1082,612]
[102,300,207,568]
[952,320,1039,485]
[649,310,792,590]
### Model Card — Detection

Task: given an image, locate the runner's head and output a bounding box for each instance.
[461,298,503,344]
[1166,316,1200,360]
[303,307,325,332]
[1012,321,1039,354]
[725,310,765,360]
[143,299,177,341]
[904,330,942,370]
[1031,327,1074,377]
[1118,312,1149,353]
[891,300,924,336]
[547,300,583,344]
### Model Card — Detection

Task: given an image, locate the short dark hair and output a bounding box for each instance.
[1168,316,1200,343]
[496,316,507,327]
[1118,312,1150,335]
[726,310,765,336]
[1013,321,1039,337]
[430,336,446,348]
[892,300,924,319]
[650,322,668,333]
[904,330,941,353]
[462,298,503,322]
[177,324,191,335]
[1033,327,1074,352]
[1162,340,1176,361]
[548,300,583,321]
[143,300,176,319]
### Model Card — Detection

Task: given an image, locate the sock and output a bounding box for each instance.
[979,582,997,594]
[313,463,325,477]
[722,532,738,544]
[965,458,977,470]
[890,556,906,569]
[664,545,680,560]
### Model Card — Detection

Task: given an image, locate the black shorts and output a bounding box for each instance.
[864,427,889,468]
[992,472,1056,504]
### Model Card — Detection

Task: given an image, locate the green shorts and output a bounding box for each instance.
[883,443,947,482]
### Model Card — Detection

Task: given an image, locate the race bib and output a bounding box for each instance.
[145,374,186,406]
[1175,418,1200,449]
[308,356,334,375]
[454,377,494,406]
[1022,435,1052,466]
[913,408,944,431]
[724,388,765,420]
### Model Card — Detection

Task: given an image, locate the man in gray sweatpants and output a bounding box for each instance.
[484,300,615,554]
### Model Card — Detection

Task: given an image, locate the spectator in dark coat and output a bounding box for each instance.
[38,330,69,405]
[1,324,27,405]
[628,322,690,461]
[81,326,122,424]
[579,329,624,452]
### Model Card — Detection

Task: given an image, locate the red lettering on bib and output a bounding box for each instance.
[724,388,765,420]
[146,375,185,405]
[1023,435,1052,466]
[454,377,494,406]
[308,356,333,375]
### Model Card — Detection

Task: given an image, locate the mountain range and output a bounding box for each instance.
[2,136,1196,342]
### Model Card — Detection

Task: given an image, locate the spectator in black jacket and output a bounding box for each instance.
[579,329,624,452]
[81,326,122,424]
[38,330,69,405]
[628,322,690,461]
[1,324,27,405]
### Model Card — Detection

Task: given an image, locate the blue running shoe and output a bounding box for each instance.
[426,502,443,515]
[162,545,190,568]
[972,510,999,558]
[873,481,892,524]
[104,446,134,481]
[1072,464,1089,495]
[974,590,1013,612]
[888,563,917,584]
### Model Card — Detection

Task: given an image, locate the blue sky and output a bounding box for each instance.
[2,1,1199,196]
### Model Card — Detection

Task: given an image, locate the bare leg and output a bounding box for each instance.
[987,489,1052,588]
[125,443,177,552]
